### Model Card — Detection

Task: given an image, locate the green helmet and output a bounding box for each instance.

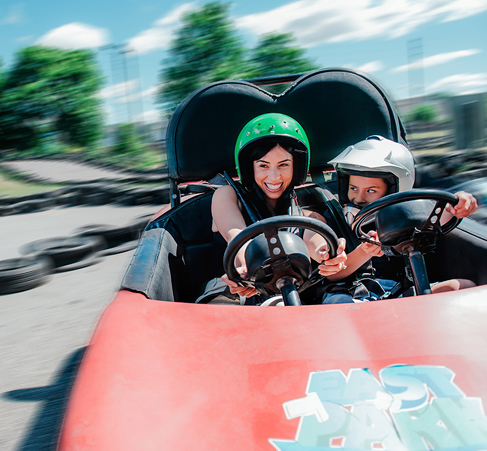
[234,113,310,190]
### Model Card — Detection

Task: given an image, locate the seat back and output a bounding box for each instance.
[166,68,406,192]
[122,192,226,302]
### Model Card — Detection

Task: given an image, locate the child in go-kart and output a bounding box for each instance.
[320,135,478,304]
[207,113,347,304]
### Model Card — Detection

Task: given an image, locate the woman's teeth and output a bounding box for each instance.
[265,183,282,191]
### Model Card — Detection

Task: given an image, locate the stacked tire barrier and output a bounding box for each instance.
[0,159,168,294]
[0,256,53,295]
[0,214,153,295]
[0,183,171,217]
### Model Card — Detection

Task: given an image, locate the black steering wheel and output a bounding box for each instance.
[351,189,461,295]
[223,215,339,306]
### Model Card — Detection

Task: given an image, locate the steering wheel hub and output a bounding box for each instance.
[245,231,311,291]
[223,215,339,305]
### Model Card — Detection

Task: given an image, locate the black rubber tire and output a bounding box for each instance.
[0,204,22,216]
[10,200,39,214]
[84,192,108,205]
[74,224,139,255]
[0,256,53,294]
[97,240,138,256]
[20,236,105,272]
[8,198,58,214]
[131,187,170,205]
[55,192,83,207]
[54,253,103,273]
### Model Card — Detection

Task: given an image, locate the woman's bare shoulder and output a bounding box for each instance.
[212,184,237,201]
[212,184,241,233]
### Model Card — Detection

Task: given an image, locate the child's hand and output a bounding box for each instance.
[317,237,347,277]
[447,191,478,218]
[360,231,384,257]
[221,268,258,297]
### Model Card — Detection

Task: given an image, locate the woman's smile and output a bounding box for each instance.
[264,182,284,192]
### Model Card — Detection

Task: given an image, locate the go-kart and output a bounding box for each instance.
[58,69,487,450]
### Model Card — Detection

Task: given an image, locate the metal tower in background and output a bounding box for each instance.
[407,38,425,100]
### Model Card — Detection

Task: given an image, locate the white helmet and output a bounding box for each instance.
[328,135,415,205]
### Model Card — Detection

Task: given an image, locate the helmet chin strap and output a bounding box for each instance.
[343,204,363,226]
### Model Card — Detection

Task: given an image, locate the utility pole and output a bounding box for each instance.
[118,44,132,124]
[100,44,133,123]
[407,38,425,101]
[124,46,146,127]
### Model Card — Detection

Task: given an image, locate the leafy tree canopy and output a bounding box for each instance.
[112,123,145,157]
[159,2,316,111]
[159,2,245,111]
[247,32,318,79]
[0,46,104,150]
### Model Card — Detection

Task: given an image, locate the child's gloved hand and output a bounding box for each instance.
[317,237,347,277]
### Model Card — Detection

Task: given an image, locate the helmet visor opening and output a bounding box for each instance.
[336,168,398,204]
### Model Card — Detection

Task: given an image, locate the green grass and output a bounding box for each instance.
[0,169,66,198]
[81,145,166,171]
[406,128,452,140]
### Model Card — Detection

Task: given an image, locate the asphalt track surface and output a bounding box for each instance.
[0,160,159,450]
[1,159,137,184]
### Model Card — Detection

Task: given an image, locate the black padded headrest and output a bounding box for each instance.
[166,68,406,184]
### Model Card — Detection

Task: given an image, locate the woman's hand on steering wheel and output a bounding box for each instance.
[317,237,347,277]
[221,269,258,298]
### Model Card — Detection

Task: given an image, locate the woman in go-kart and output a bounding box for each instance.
[211,113,347,303]
[320,135,478,303]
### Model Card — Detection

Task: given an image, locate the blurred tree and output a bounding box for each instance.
[159,2,245,111]
[0,46,104,151]
[411,104,438,124]
[159,2,316,111]
[112,123,145,157]
[0,53,39,151]
[247,32,317,78]
[0,58,4,91]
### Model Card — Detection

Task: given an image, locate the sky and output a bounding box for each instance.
[1,0,486,125]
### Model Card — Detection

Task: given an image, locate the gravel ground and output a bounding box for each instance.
[0,203,158,450]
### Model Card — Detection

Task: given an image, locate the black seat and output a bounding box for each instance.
[166,68,406,204]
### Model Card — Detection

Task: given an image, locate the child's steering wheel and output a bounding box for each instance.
[351,189,462,295]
